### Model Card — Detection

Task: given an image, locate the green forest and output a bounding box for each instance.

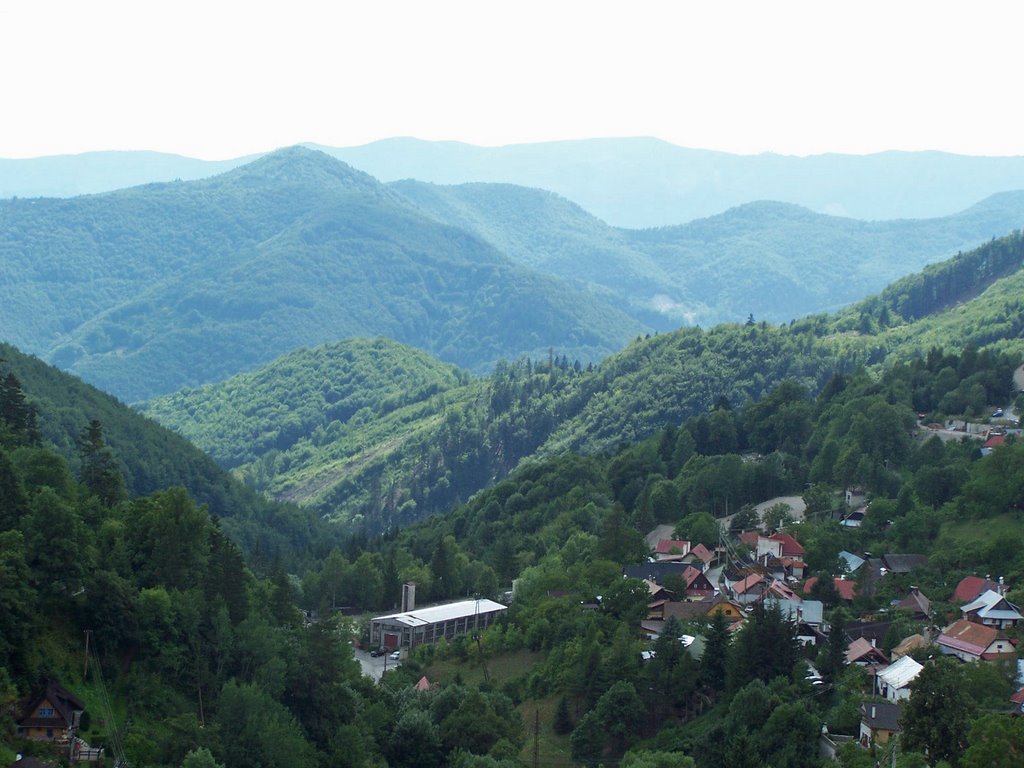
[3,162,1024,767]
[0,147,642,402]
[141,232,1024,536]
[4,148,1024,403]
[3,328,1024,767]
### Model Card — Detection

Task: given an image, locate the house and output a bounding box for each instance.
[680,542,715,570]
[893,587,931,620]
[766,579,802,602]
[768,531,805,559]
[859,701,903,747]
[891,633,930,660]
[657,595,746,624]
[624,561,697,587]
[679,564,716,599]
[937,618,1017,662]
[960,589,1023,629]
[1011,687,1024,715]
[803,576,857,602]
[951,575,1001,603]
[838,550,866,574]
[14,681,85,743]
[765,597,825,645]
[644,579,675,602]
[981,432,1005,456]
[881,554,929,574]
[654,539,691,559]
[875,655,923,702]
[738,531,783,560]
[846,621,894,649]
[840,506,868,528]
[778,557,806,580]
[729,573,767,604]
[846,637,889,666]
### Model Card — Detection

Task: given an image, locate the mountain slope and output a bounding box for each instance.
[144,232,1024,531]
[0,147,646,401]
[0,341,328,560]
[392,180,1024,327]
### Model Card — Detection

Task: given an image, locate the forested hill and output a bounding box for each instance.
[0,146,645,401]
[145,232,1024,532]
[0,341,333,564]
[393,178,1024,328]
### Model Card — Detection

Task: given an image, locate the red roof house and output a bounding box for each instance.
[803,576,856,601]
[655,539,691,557]
[951,575,1000,603]
[768,531,805,558]
[937,618,1017,662]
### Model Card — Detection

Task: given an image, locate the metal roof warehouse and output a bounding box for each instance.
[370,599,507,650]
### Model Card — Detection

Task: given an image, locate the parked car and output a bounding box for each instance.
[369,648,384,657]
[993,409,1004,418]
[389,650,401,661]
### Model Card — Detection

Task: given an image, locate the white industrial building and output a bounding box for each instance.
[370,598,507,651]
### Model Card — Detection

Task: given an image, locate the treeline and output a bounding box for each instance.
[0,370,527,768]
[0,344,337,569]
[868,230,1024,324]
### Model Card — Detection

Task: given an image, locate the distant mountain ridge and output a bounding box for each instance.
[392,179,1024,327]
[6,137,1024,226]
[0,147,645,401]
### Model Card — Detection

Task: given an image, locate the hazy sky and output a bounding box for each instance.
[3,0,1022,160]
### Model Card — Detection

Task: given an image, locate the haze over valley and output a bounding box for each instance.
[5,4,1024,767]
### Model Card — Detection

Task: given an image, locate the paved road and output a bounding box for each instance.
[353,648,399,681]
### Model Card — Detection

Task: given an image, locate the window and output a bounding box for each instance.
[38,707,55,717]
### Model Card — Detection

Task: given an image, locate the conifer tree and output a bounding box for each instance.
[78,419,125,506]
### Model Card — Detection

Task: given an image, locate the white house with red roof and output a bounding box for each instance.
[937,618,1017,662]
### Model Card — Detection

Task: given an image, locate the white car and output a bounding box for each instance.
[389,650,401,661]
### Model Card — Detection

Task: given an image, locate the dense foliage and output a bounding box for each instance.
[0,147,643,401]
[0,344,336,568]
[3,291,1023,767]
[144,232,1024,536]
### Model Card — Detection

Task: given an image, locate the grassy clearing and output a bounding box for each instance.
[517,694,574,768]
[422,649,542,688]
[940,511,1024,544]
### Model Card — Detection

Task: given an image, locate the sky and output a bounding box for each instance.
[2,0,1023,160]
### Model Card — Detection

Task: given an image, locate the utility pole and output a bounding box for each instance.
[83,630,91,679]
[533,709,540,768]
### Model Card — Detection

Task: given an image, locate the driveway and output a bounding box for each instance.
[353,648,399,681]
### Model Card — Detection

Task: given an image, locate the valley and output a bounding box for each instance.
[2,147,1024,768]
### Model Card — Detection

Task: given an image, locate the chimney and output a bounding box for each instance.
[871,705,876,719]
[401,582,416,612]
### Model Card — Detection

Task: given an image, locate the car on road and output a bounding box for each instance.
[389,650,401,661]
